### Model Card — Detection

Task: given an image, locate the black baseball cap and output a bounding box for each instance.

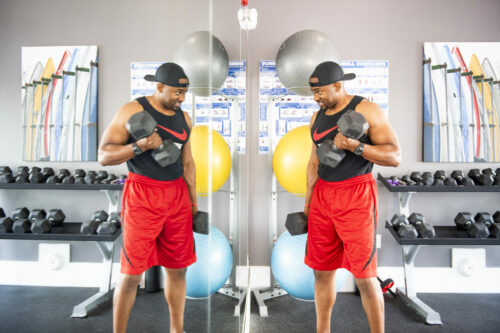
[144,62,189,88]
[309,61,356,87]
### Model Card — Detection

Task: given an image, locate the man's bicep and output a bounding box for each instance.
[368,115,399,146]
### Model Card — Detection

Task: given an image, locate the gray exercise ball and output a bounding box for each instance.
[172,31,229,96]
[276,30,340,96]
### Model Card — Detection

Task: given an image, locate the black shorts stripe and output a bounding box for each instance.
[361,205,377,272]
[121,211,134,268]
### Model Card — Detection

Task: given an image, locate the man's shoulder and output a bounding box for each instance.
[355,98,384,119]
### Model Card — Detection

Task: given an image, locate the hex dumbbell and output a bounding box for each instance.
[316,110,369,169]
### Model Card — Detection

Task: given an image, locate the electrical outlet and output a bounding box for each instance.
[452,248,485,277]
[39,243,70,271]
[376,234,381,249]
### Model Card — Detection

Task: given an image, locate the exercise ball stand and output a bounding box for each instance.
[213,95,248,316]
[252,94,306,317]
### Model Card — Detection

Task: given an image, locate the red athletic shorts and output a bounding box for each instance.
[120,172,196,275]
[305,173,378,279]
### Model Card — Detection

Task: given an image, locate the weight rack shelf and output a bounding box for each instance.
[0,183,123,190]
[385,221,500,245]
[0,223,121,241]
[377,173,500,192]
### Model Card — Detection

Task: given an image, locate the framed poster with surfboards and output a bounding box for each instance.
[423,42,500,162]
[21,45,98,162]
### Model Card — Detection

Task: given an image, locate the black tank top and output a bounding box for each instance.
[310,95,373,182]
[126,97,190,181]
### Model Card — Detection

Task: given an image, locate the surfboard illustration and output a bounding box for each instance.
[423,53,440,161]
[424,44,451,161]
[72,46,97,161]
[430,43,464,162]
[469,54,492,161]
[440,44,469,161]
[22,62,43,161]
[34,75,53,160]
[58,47,86,161]
[42,50,69,160]
[51,48,79,161]
[482,58,500,162]
[81,56,98,161]
[32,58,55,161]
[452,46,483,161]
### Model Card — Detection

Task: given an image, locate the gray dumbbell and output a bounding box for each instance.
[407,212,436,238]
[285,212,308,235]
[126,111,181,167]
[316,110,369,169]
[454,212,489,238]
[390,214,418,238]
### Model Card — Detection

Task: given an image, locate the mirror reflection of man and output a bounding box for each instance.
[99,63,197,333]
[304,61,401,333]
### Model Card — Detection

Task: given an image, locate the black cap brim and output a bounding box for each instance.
[144,74,157,82]
[341,73,356,81]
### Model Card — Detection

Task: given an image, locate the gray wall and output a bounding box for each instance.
[1,0,500,270]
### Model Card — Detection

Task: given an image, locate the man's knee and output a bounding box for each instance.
[118,273,142,292]
[314,269,336,282]
[355,277,381,297]
[165,267,187,280]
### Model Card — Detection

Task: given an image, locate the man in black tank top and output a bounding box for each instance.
[304,61,401,333]
[98,63,196,333]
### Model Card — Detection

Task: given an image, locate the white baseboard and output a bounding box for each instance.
[1,261,499,293]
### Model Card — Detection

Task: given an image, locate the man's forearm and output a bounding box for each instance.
[98,143,136,166]
[305,164,319,205]
[356,143,400,167]
[183,164,197,205]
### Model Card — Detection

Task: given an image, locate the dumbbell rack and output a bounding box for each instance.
[378,173,500,325]
[0,182,123,318]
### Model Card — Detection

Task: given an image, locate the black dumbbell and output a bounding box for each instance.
[454,212,490,238]
[450,170,475,186]
[73,169,86,184]
[407,213,436,238]
[434,170,446,181]
[316,110,369,169]
[81,210,109,234]
[101,174,117,184]
[84,171,97,184]
[31,218,51,234]
[0,166,15,183]
[0,217,14,233]
[390,214,418,238]
[421,172,434,186]
[46,169,71,184]
[47,209,66,227]
[285,212,308,235]
[193,211,209,235]
[97,211,121,235]
[493,174,500,186]
[29,167,55,184]
[13,219,31,233]
[12,207,30,220]
[0,208,4,218]
[96,171,109,181]
[15,167,30,183]
[126,111,181,167]
[468,169,493,186]
[431,171,444,186]
[401,175,416,186]
[28,209,46,222]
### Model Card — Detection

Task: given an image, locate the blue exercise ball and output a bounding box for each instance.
[186,225,233,298]
[271,231,350,300]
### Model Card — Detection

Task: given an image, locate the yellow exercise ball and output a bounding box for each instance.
[272,125,312,197]
[190,125,231,195]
